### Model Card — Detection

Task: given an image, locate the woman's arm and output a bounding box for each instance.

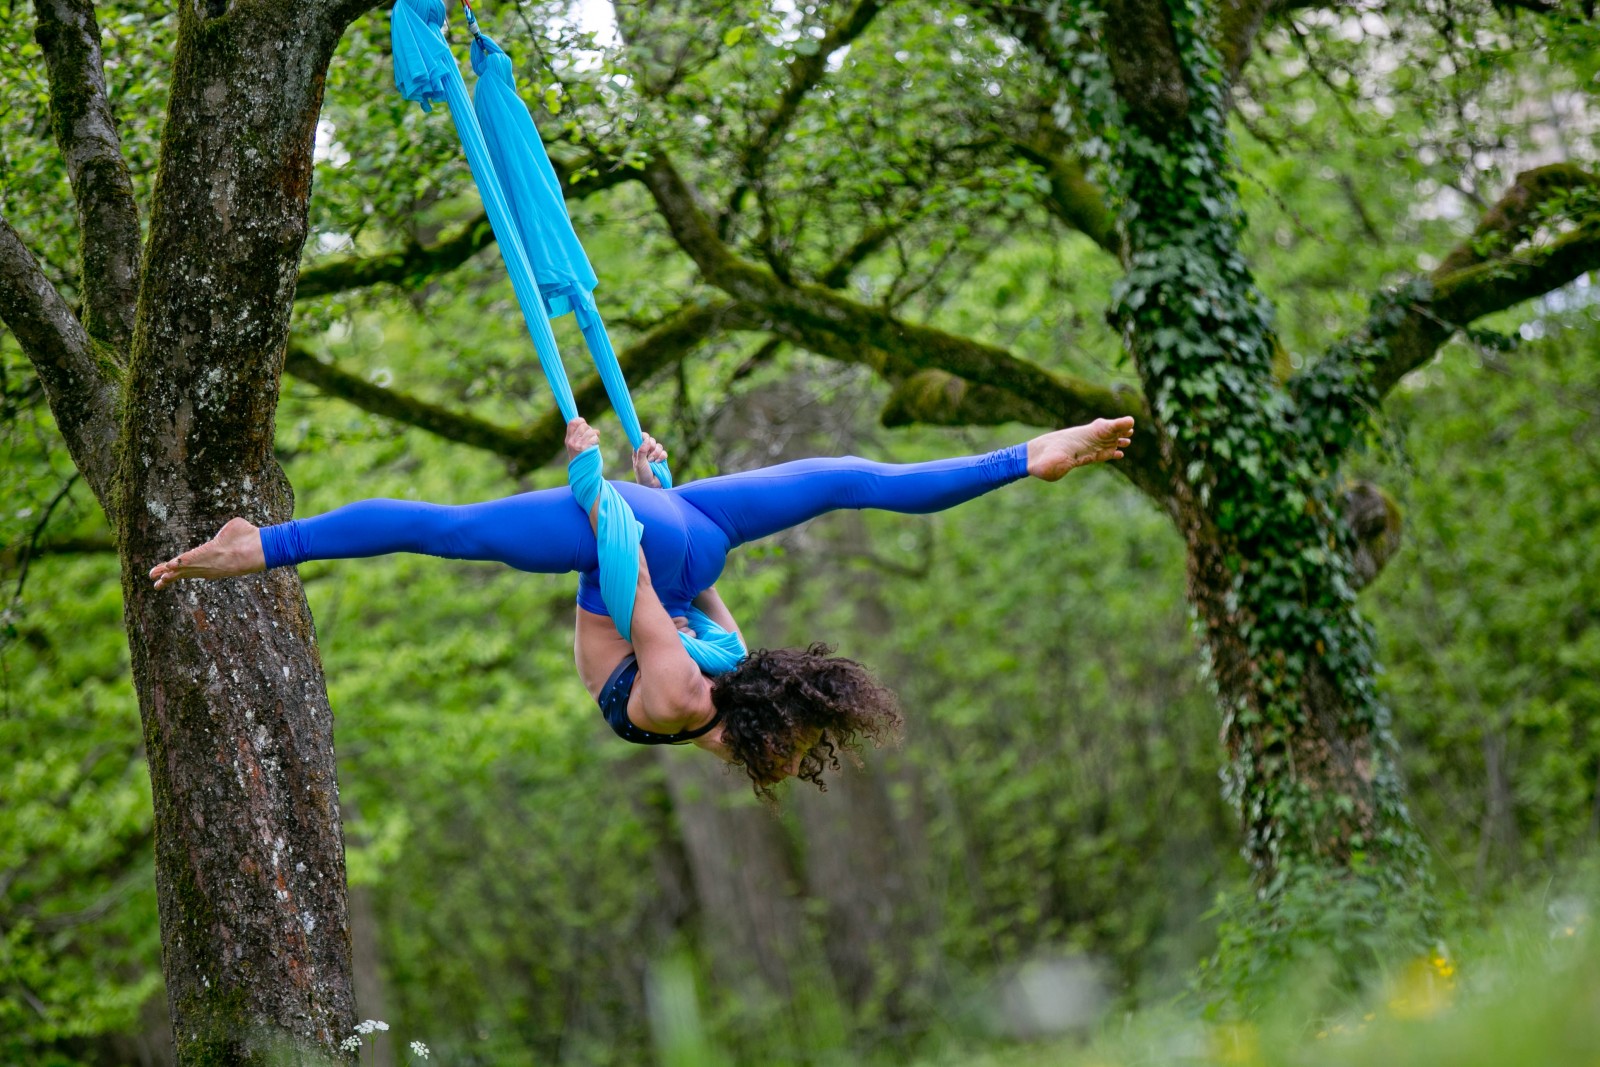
[691,586,742,644]
[628,558,715,730]
[565,418,712,730]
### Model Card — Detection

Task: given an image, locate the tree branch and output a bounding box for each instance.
[284,301,734,471]
[880,368,1059,428]
[34,0,140,350]
[817,221,899,288]
[985,0,1190,131]
[295,216,496,300]
[1010,136,1123,258]
[283,345,546,466]
[1433,163,1595,277]
[638,153,1170,498]
[0,215,120,509]
[295,157,638,300]
[990,0,1303,102]
[1214,0,1322,83]
[0,535,116,569]
[1099,0,1192,133]
[718,0,886,234]
[1338,165,1600,401]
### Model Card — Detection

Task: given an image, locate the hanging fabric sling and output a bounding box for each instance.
[388,0,746,675]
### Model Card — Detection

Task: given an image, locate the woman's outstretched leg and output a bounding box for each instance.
[149,490,597,589]
[675,418,1133,548]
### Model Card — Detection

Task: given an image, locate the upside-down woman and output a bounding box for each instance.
[149,415,1134,794]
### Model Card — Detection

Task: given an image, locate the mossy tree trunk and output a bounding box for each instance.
[1085,0,1425,893]
[1,0,369,1059]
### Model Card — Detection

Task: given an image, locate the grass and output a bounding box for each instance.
[908,887,1599,1067]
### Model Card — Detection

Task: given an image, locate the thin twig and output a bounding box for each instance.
[11,472,81,602]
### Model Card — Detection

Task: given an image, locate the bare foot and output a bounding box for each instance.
[633,432,669,489]
[1027,417,1135,482]
[148,517,266,590]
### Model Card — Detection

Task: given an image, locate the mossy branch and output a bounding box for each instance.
[34,0,141,351]
[1214,0,1326,82]
[295,160,638,300]
[295,216,497,300]
[1307,165,1600,413]
[1010,136,1123,258]
[0,215,120,510]
[284,301,733,471]
[638,152,1167,492]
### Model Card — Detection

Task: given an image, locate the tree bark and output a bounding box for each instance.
[658,752,813,1003]
[115,0,356,1052]
[4,0,369,1058]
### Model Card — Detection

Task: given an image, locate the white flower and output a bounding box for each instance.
[340,1036,362,1051]
[356,1019,389,1035]
[409,1041,430,1059]
[374,1022,390,1032]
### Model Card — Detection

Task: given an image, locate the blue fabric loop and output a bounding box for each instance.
[391,1,738,672]
[389,0,578,421]
[567,446,745,672]
[568,445,643,640]
[470,34,598,319]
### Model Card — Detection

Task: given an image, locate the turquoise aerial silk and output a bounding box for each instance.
[389,0,746,675]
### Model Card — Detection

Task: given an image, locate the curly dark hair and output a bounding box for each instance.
[711,643,903,798]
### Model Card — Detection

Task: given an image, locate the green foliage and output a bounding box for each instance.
[0,551,159,1063]
[3,0,1599,1060]
[1199,864,1432,1014]
[1365,317,1600,891]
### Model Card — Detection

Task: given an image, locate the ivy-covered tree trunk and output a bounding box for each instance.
[1,0,367,1059]
[1085,0,1425,901]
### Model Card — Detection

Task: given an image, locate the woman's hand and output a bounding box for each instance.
[565,417,599,462]
[632,432,668,489]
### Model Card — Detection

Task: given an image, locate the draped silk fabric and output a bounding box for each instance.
[389,0,746,673]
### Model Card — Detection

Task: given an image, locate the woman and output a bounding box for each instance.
[150,416,1134,794]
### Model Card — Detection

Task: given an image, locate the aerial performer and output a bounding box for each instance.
[148,416,1133,793]
[147,0,1133,793]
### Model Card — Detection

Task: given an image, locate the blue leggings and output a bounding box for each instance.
[261,444,1030,616]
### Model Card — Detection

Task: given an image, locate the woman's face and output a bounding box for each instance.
[692,719,823,786]
[762,727,823,785]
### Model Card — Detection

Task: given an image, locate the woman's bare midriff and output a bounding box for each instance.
[574,606,717,741]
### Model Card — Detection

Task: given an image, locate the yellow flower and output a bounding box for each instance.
[1211,1022,1261,1065]
[1387,956,1456,1020]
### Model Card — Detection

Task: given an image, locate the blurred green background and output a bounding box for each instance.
[3,0,1599,1063]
